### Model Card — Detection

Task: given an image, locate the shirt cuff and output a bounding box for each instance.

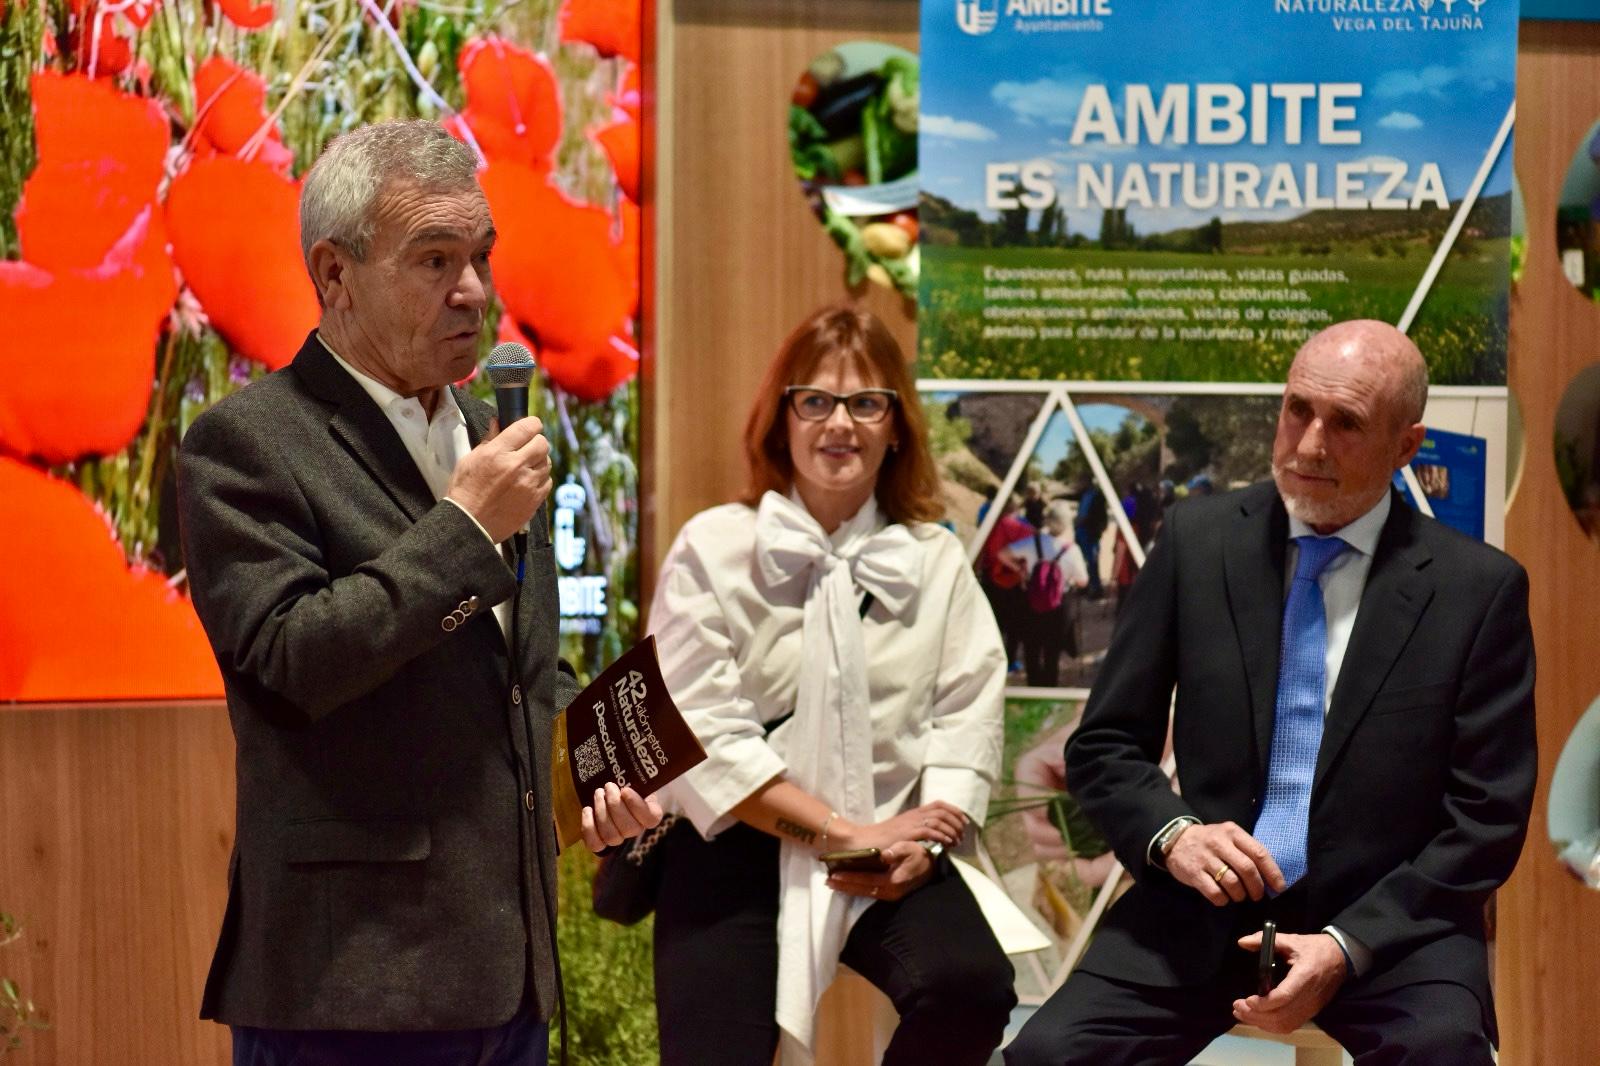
[1147,815,1201,867]
[667,734,788,839]
[442,496,497,545]
[920,766,991,826]
[1322,925,1371,978]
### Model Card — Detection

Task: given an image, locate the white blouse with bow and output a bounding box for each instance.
[649,491,1007,1058]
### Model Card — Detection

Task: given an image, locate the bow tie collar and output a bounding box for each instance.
[753,491,923,618]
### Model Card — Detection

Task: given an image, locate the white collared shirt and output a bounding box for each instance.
[322,336,510,638]
[647,498,1006,840]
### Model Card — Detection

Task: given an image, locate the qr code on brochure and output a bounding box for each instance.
[574,734,605,783]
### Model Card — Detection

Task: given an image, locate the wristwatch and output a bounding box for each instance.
[1151,816,1199,869]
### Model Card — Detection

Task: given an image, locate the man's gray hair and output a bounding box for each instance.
[300,120,479,269]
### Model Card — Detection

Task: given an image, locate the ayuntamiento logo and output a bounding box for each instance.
[957,0,999,35]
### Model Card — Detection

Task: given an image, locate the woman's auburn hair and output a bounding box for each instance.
[741,305,944,525]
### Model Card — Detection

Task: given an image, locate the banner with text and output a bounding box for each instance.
[920,0,1519,385]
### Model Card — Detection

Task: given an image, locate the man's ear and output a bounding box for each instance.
[308,239,351,310]
[1395,421,1426,469]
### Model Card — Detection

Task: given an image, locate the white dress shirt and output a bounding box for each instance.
[323,338,511,637]
[650,497,1005,838]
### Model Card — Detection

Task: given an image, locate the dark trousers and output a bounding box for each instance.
[1022,602,1074,687]
[653,822,1016,1066]
[1076,532,1102,598]
[232,1001,549,1066]
[982,578,1027,666]
[1005,891,1492,1066]
[1005,970,1491,1066]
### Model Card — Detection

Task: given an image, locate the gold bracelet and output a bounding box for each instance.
[820,810,838,850]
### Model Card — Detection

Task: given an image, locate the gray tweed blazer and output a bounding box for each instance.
[178,332,577,1031]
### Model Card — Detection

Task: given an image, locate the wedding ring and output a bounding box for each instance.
[1213,865,1231,884]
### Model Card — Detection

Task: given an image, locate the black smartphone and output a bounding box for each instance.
[1258,920,1280,995]
[819,847,890,873]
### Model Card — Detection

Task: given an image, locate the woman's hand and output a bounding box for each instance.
[834,801,967,851]
[826,841,935,902]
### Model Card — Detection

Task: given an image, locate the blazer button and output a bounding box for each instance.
[458,599,473,616]
[467,595,480,611]
[524,790,535,811]
[441,615,457,632]
[511,684,523,705]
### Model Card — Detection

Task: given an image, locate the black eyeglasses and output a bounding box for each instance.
[784,386,898,424]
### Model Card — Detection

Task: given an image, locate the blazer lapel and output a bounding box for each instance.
[1312,494,1434,797]
[1221,485,1289,783]
[292,335,435,523]
[455,385,491,446]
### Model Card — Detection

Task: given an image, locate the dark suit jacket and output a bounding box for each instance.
[177,333,579,1031]
[1066,482,1535,1031]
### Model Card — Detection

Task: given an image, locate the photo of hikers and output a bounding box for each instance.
[928,388,1283,691]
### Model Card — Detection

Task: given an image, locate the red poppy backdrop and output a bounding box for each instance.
[0,0,645,702]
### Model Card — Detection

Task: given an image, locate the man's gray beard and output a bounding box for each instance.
[1273,463,1352,528]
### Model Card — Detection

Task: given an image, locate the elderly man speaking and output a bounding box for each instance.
[177,120,660,1066]
[1006,320,1536,1066]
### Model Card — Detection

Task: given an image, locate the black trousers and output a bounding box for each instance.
[1022,602,1074,687]
[1004,891,1493,1066]
[653,822,1016,1066]
[982,578,1027,666]
[232,1001,547,1066]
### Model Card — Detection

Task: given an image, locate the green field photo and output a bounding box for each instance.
[918,197,1510,386]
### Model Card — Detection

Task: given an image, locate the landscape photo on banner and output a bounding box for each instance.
[0,0,642,701]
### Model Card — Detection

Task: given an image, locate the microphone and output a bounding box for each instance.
[484,341,538,563]
[486,340,536,426]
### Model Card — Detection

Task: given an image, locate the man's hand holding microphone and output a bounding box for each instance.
[445,414,552,545]
[448,341,550,547]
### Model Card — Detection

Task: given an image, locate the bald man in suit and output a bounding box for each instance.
[1006,321,1535,1066]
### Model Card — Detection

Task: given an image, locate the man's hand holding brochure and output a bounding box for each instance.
[553,636,707,850]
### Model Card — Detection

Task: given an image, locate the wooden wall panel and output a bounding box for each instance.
[0,704,234,1065]
[651,0,919,575]
[1498,20,1600,1066]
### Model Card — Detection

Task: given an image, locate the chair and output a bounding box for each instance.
[791,967,897,1066]
[1229,1022,1344,1066]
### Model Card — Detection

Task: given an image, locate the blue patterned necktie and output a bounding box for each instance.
[1254,534,1349,888]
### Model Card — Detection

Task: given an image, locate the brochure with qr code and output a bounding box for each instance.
[551,636,707,850]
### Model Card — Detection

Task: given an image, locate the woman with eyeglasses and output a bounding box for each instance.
[646,306,1016,1066]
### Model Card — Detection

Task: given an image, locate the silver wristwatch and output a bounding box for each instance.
[1152,817,1199,868]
